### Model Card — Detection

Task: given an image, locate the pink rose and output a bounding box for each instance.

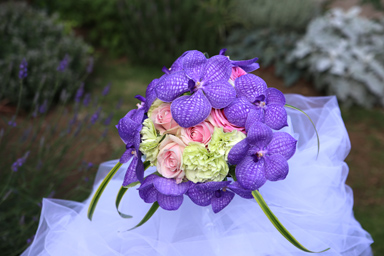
[207,108,246,134]
[150,103,179,135]
[229,67,247,84]
[157,135,186,184]
[180,121,214,145]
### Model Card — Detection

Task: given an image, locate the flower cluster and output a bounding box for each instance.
[117,49,297,213]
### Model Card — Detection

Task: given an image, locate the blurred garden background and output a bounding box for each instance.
[0,0,383,255]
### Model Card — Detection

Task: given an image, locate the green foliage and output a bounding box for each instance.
[233,0,320,31]
[226,27,303,86]
[288,7,384,108]
[0,2,92,110]
[32,0,124,56]
[34,0,234,66]
[118,0,234,66]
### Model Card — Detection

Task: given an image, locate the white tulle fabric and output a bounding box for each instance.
[22,95,373,256]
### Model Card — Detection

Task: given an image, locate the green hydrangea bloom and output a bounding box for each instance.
[183,142,229,183]
[140,118,162,165]
[208,127,246,161]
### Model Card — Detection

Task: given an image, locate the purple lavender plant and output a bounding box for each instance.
[11,151,30,172]
[19,59,28,79]
[57,54,69,72]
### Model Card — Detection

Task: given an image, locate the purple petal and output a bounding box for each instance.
[196,181,231,192]
[266,132,297,160]
[171,90,211,128]
[264,105,288,130]
[120,148,134,164]
[183,50,207,81]
[122,157,139,186]
[230,57,260,72]
[245,108,265,132]
[153,177,191,196]
[246,122,273,148]
[227,139,249,165]
[156,71,190,102]
[203,81,236,109]
[138,174,158,190]
[131,108,145,124]
[211,190,235,213]
[145,78,159,111]
[135,155,144,183]
[157,194,184,211]
[227,182,253,199]
[117,113,141,145]
[235,74,267,103]
[236,156,267,191]
[224,97,256,127]
[187,186,213,206]
[266,88,285,106]
[201,55,232,84]
[170,50,192,73]
[264,154,289,181]
[139,185,158,203]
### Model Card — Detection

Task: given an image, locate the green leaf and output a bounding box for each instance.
[284,104,320,159]
[115,181,140,218]
[87,161,122,220]
[252,190,330,253]
[128,202,160,231]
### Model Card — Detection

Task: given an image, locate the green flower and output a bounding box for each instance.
[140,118,162,165]
[208,127,246,161]
[183,142,229,183]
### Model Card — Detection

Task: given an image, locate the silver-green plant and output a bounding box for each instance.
[288,7,384,108]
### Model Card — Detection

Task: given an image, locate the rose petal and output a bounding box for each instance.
[227,182,253,199]
[156,71,190,102]
[157,194,184,211]
[187,186,213,206]
[183,50,207,81]
[122,157,139,186]
[203,81,236,109]
[211,190,235,213]
[224,97,256,127]
[264,105,288,130]
[153,177,190,196]
[236,156,267,191]
[266,132,297,160]
[227,139,249,165]
[201,55,232,84]
[264,154,289,181]
[235,74,267,103]
[245,108,265,132]
[171,90,211,128]
[196,181,231,192]
[266,88,286,106]
[246,122,273,148]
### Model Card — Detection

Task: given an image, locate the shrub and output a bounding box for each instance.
[0,2,92,111]
[287,7,384,108]
[33,0,234,66]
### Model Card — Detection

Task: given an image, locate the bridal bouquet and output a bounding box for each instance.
[88,49,327,253]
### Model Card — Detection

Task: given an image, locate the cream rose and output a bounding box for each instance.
[150,103,179,135]
[156,135,186,184]
[180,121,214,145]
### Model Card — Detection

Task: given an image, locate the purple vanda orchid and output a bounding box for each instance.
[187,180,253,213]
[224,74,288,130]
[219,48,260,73]
[155,50,236,128]
[138,174,191,210]
[228,121,297,191]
